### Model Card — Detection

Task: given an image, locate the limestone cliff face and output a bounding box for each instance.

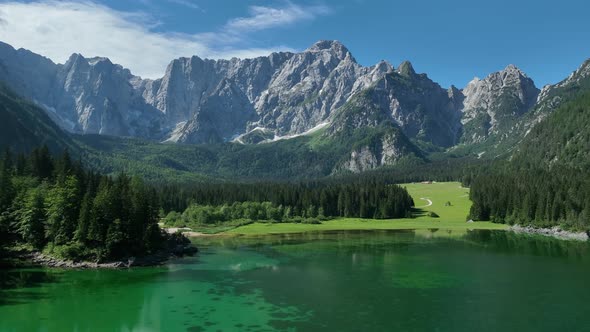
[0,40,394,143]
[139,40,394,143]
[460,65,539,144]
[57,54,162,137]
[1,40,588,162]
[339,131,411,173]
[328,61,463,148]
[533,59,590,120]
[0,42,161,138]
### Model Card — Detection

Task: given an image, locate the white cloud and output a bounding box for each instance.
[225,3,331,33]
[0,1,324,79]
[166,0,203,11]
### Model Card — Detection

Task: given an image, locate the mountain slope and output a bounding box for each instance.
[449,61,590,158]
[2,39,590,182]
[460,65,540,145]
[327,62,463,148]
[0,84,75,153]
[0,40,393,144]
[512,90,590,171]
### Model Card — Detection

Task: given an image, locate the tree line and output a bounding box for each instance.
[0,147,164,261]
[158,180,414,222]
[163,201,324,228]
[468,166,590,231]
[466,91,590,231]
[1,146,417,260]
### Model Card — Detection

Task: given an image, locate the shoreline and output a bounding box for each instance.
[26,246,198,269]
[510,225,589,241]
[2,234,199,269]
[180,221,508,238]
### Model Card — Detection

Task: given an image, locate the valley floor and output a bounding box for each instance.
[185,182,507,236]
[223,218,507,236]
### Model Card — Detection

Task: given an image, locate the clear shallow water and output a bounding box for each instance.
[2,229,590,331]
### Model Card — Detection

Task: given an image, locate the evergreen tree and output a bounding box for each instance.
[0,151,14,211]
[45,176,80,245]
[75,190,93,243]
[88,179,114,245]
[106,219,125,258]
[30,145,54,179]
[18,187,47,249]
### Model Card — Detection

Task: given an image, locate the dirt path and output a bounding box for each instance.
[163,227,217,237]
[418,198,433,208]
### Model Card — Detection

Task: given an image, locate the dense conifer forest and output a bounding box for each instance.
[0,147,165,261]
[468,167,590,230]
[467,92,590,231]
[0,146,417,260]
[159,180,414,227]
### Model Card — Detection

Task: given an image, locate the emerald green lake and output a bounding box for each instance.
[2,230,590,331]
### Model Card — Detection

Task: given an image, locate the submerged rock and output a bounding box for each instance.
[510,225,589,241]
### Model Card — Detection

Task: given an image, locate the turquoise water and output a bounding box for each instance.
[1,230,590,331]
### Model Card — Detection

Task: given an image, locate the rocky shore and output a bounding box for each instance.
[510,225,589,241]
[7,234,198,269]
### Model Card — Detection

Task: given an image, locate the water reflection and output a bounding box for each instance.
[0,269,59,306]
[464,230,590,261]
[2,229,590,332]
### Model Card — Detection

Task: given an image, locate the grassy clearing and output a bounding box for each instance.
[224,182,507,236]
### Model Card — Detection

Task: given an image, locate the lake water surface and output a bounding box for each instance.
[2,229,590,331]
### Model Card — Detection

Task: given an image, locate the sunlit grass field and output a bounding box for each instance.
[225,182,507,235]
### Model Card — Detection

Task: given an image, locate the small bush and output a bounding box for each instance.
[45,242,98,262]
[301,218,321,225]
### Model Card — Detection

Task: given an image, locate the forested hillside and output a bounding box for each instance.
[0,147,168,261]
[0,84,424,182]
[468,91,590,230]
[0,145,418,259]
[159,180,415,225]
[513,91,590,171]
[0,85,75,153]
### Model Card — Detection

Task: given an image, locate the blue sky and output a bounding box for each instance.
[0,0,588,88]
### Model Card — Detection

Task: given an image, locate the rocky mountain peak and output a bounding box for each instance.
[448,85,464,104]
[460,65,539,144]
[397,61,416,77]
[87,56,112,65]
[501,64,530,81]
[503,63,523,73]
[64,53,85,66]
[306,40,352,61]
[464,64,536,94]
[535,58,590,116]
[558,58,590,86]
[307,40,346,51]
[4,40,583,155]
[374,60,394,73]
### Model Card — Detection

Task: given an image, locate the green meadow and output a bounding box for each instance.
[224,182,507,236]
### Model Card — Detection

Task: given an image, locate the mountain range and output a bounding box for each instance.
[0,40,589,178]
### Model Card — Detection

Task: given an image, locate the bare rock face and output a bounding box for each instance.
[140,52,292,129]
[57,54,162,137]
[252,41,393,137]
[460,65,539,144]
[532,59,590,121]
[134,40,394,143]
[342,146,380,173]
[1,39,587,160]
[0,42,58,103]
[0,40,399,143]
[0,42,162,138]
[328,62,463,148]
[173,79,258,143]
[339,131,410,173]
